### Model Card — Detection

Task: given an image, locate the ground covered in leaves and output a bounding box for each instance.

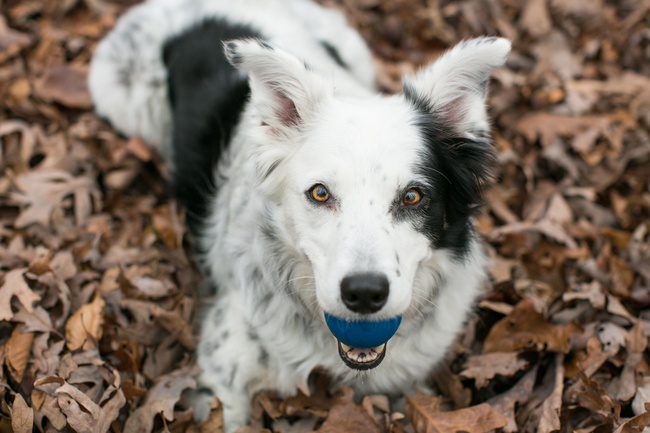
[1,0,649,432]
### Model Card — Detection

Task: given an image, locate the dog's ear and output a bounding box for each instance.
[224,39,330,139]
[402,37,510,138]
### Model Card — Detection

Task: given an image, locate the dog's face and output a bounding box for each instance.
[226,38,510,369]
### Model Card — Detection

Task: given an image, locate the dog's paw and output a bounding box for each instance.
[190,387,215,425]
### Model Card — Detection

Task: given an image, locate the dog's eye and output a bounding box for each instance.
[309,184,331,203]
[402,188,422,206]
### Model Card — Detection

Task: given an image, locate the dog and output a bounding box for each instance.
[89,0,510,429]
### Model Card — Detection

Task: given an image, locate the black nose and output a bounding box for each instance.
[340,273,389,314]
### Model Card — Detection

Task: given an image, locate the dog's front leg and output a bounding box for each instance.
[194,291,268,432]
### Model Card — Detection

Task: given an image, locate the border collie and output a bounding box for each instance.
[89,0,510,430]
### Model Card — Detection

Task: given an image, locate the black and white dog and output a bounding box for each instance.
[89,0,510,429]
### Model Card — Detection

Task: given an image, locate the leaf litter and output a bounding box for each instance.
[0,0,649,432]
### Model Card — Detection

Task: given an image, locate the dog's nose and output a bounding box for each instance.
[340,273,389,314]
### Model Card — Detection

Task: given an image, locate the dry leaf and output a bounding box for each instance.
[406,393,508,433]
[33,64,92,109]
[483,298,581,353]
[486,366,538,433]
[5,325,35,382]
[11,393,34,433]
[460,352,529,388]
[11,169,100,228]
[55,381,126,433]
[318,400,381,433]
[124,366,197,433]
[0,268,40,321]
[65,294,105,351]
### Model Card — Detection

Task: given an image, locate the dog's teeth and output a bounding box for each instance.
[340,342,351,352]
[373,344,385,354]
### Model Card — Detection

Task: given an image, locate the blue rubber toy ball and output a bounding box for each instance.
[324,313,402,349]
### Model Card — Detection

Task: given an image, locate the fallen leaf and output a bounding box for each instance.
[318,400,381,433]
[537,354,564,433]
[65,294,105,351]
[124,366,198,433]
[483,298,581,353]
[11,169,100,228]
[406,393,508,433]
[11,393,34,433]
[519,0,551,38]
[460,352,529,388]
[486,366,538,433]
[0,267,40,321]
[0,15,33,63]
[55,381,126,433]
[5,324,35,382]
[33,64,92,109]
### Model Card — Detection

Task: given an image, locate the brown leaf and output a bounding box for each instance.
[11,393,34,433]
[11,169,100,228]
[406,393,508,433]
[0,16,33,63]
[519,0,552,38]
[124,366,198,433]
[5,325,35,382]
[613,409,650,433]
[150,304,197,350]
[486,366,538,433]
[318,400,381,433]
[483,298,581,353]
[55,381,126,433]
[617,322,648,401]
[65,294,105,351]
[33,64,92,109]
[0,268,40,321]
[460,352,529,388]
[567,371,620,424]
[14,300,56,335]
[537,354,564,433]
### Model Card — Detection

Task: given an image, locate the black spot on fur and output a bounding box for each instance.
[403,94,497,257]
[320,40,348,69]
[258,40,274,50]
[163,19,263,241]
[258,347,269,366]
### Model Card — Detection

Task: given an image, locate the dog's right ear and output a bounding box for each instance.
[224,39,331,140]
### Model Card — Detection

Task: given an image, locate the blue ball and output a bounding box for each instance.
[324,313,402,349]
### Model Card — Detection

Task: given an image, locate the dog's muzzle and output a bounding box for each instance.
[324,313,402,370]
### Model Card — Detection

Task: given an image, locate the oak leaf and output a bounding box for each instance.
[483,298,581,353]
[11,393,34,433]
[65,294,105,351]
[0,268,40,321]
[406,393,508,433]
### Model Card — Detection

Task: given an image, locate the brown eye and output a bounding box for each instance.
[402,188,422,206]
[310,184,331,203]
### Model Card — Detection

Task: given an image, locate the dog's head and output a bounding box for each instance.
[225,38,510,370]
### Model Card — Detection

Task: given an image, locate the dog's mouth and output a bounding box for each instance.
[337,340,387,370]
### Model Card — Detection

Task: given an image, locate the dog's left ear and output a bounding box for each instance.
[224,39,330,139]
[402,37,511,138]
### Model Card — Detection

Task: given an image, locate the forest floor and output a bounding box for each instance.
[0,0,649,432]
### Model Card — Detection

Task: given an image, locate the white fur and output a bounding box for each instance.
[403,38,511,137]
[90,1,509,431]
[89,0,374,156]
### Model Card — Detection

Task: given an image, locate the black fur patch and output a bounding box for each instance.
[320,40,348,69]
[163,19,263,240]
[406,95,497,257]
